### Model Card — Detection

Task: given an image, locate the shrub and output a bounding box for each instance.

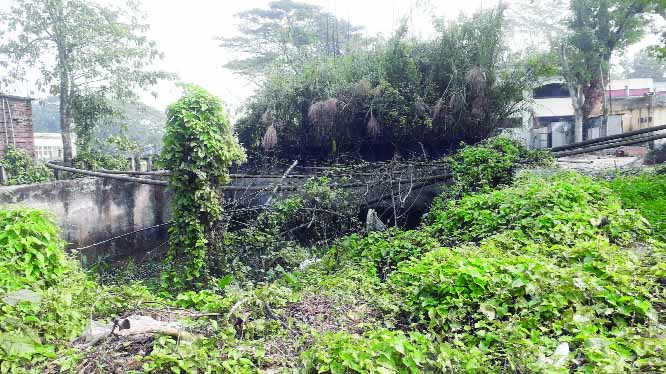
[0,208,69,291]
[450,137,551,193]
[72,149,129,171]
[160,85,246,288]
[0,146,52,185]
[606,172,666,241]
[0,208,158,372]
[386,239,665,371]
[332,229,442,279]
[235,9,550,161]
[426,172,649,246]
[302,329,436,373]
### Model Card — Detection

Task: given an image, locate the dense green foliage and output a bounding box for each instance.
[32,95,167,159]
[0,208,158,373]
[607,171,666,241]
[427,172,648,246]
[234,8,548,161]
[0,146,53,185]
[307,173,665,373]
[160,86,246,288]
[444,137,553,198]
[4,141,665,373]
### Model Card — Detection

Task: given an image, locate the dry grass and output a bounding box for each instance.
[466,66,487,94]
[367,114,381,138]
[262,124,278,150]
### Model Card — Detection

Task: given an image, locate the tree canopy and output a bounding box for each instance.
[620,48,666,80]
[556,0,664,141]
[218,0,365,78]
[0,0,173,163]
[231,8,552,162]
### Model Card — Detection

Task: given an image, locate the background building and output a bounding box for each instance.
[34,132,77,161]
[523,78,666,149]
[0,94,35,157]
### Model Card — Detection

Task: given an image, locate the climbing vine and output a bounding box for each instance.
[0,146,53,185]
[160,85,246,289]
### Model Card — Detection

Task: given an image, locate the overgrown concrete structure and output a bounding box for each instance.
[0,94,35,157]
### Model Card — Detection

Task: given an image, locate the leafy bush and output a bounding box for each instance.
[0,146,52,185]
[426,173,649,246]
[303,172,665,372]
[332,229,442,280]
[386,239,665,371]
[160,85,246,288]
[446,136,552,197]
[0,208,158,372]
[607,172,666,241]
[0,209,73,292]
[302,329,436,373]
[72,149,129,171]
[142,334,256,373]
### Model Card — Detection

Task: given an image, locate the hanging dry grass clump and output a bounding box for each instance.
[466,67,487,94]
[308,98,339,134]
[471,96,488,121]
[261,124,278,150]
[432,98,447,122]
[448,94,462,111]
[356,80,374,97]
[414,98,429,116]
[367,113,382,138]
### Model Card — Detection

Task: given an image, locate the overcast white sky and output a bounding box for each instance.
[1,0,658,113]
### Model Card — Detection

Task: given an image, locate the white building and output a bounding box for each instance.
[519,77,664,149]
[34,133,76,161]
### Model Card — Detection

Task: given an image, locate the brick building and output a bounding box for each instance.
[0,94,35,158]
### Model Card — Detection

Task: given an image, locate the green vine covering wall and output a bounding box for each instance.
[160,85,246,289]
[0,146,53,186]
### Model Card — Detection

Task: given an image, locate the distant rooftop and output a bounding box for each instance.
[0,93,35,101]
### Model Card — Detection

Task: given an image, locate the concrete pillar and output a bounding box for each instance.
[146,155,153,172]
[0,165,7,185]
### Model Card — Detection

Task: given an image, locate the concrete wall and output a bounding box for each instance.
[0,177,170,265]
[532,98,574,117]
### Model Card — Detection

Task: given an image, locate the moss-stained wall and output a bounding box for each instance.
[0,177,170,265]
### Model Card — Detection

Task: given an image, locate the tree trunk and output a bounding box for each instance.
[582,78,604,119]
[574,106,584,143]
[59,71,73,164]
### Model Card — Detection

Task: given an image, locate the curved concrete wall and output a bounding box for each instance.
[0,178,170,265]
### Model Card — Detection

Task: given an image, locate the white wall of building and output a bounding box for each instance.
[33,133,76,161]
[532,98,574,117]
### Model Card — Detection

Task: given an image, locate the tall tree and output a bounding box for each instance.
[622,48,666,79]
[218,0,365,78]
[0,0,173,163]
[505,0,569,50]
[561,0,663,141]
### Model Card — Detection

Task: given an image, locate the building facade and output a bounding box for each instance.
[0,94,35,157]
[523,78,666,149]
